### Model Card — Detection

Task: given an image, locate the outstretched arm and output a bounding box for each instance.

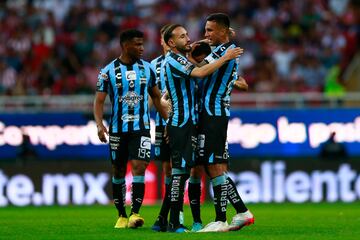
[190,47,243,78]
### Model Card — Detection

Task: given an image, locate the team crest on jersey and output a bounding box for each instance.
[100,72,108,80]
[140,70,147,84]
[115,83,122,88]
[119,91,143,108]
[125,70,137,81]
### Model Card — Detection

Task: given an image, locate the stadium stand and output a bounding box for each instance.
[0,0,359,105]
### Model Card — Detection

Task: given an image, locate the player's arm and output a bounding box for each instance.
[233,76,248,91]
[93,92,108,143]
[149,85,168,120]
[190,47,243,78]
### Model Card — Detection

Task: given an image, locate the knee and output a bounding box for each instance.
[132,161,148,175]
[112,164,126,178]
[207,164,224,178]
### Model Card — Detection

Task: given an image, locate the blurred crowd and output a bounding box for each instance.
[0,0,359,96]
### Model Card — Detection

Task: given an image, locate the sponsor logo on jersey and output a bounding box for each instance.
[140,136,151,150]
[125,70,137,81]
[119,91,143,108]
[121,114,140,122]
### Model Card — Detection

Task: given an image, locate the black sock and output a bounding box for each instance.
[112,177,127,217]
[159,177,171,219]
[226,175,248,213]
[212,175,227,222]
[188,177,202,223]
[169,173,189,229]
[131,176,145,214]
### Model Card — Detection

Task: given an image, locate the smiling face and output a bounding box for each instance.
[204,20,228,46]
[167,26,191,54]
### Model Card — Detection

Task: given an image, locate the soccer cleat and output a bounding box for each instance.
[179,211,184,225]
[191,222,203,232]
[114,216,128,229]
[197,221,229,232]
[227,210,255,231]
[168,225,189,233]
[127,213,144,228]
[151,215,168,232]
[175,227,189,233]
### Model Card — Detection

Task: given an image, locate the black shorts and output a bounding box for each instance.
[109,130,151,167]
[197,112,229,165]
[154,125,170,162]
[168,121,197,169]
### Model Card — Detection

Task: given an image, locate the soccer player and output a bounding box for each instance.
[94,29,168,229]
[163,24,243,232]
[150,24,174,232]
[187,41,213,232]
[196,13,254,232]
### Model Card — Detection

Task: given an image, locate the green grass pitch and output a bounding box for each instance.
[1,202,359,240]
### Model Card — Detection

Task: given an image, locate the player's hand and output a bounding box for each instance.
[234,77,248,91]
[97,123,108,143]
[224,47,243,61]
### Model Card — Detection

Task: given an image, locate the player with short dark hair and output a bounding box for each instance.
[94,29,168,229]
[186,41,212,232]
[197,13,254,232]
[163,24,243,232]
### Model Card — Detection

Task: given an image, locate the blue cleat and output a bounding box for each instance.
[151,216,168,232]
[191,222,203,232]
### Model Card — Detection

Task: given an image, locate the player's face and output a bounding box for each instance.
[126,37,144,59]
[204,21,224,46]
[171,26,191,53]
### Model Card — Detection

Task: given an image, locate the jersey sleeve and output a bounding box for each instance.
[204,42,235,63]
[167,54,195,78]
[96,68,109,93]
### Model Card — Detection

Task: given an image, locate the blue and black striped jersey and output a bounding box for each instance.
[202,42,238,117]
[164,52,196,127]
[96,58,156,133]
[150,55,167,127]
[193,77,203,124]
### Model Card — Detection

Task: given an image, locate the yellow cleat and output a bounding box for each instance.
[127,213,144,228]
[114,216,128,229]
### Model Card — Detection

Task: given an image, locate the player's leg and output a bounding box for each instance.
[167,123,194,232]
[152,126,172,231]
[222,154,254,231]
[188,165,203,231]
[127,130,151,228]
[110,134,129,228]
[198,115,229,232]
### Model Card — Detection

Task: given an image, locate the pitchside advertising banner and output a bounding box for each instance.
[0,159,360,206]
[0,108,360,159]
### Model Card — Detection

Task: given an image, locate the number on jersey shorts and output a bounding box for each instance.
[109,130,151,166]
